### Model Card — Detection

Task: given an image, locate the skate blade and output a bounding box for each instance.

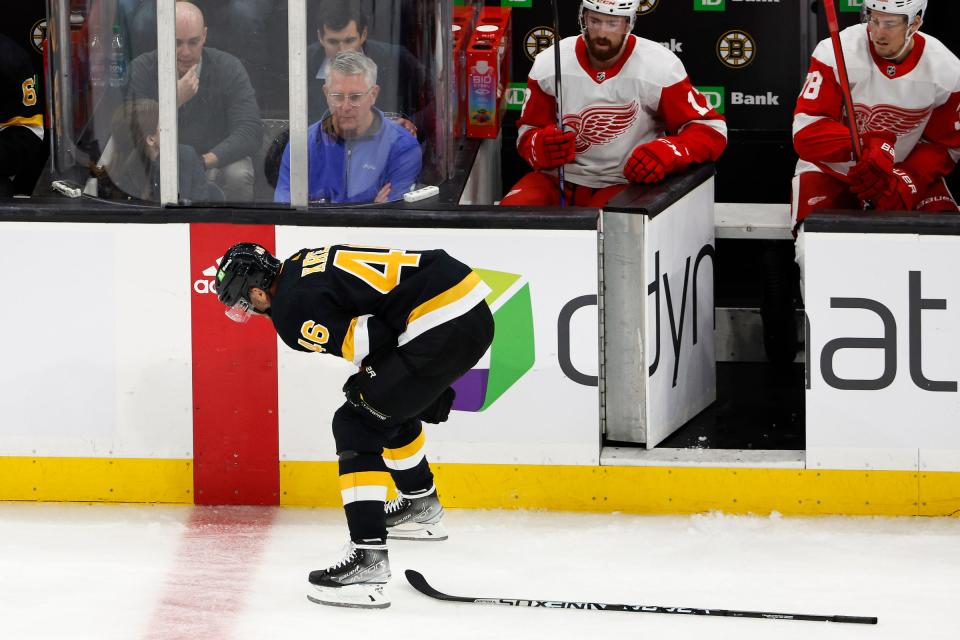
[387,520,448,541]
[307,582,390,609]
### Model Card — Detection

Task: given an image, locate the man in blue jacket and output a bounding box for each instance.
[274,51,421,204]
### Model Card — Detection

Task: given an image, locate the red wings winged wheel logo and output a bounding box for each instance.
[563,101,640,153]
[854,103,932,137]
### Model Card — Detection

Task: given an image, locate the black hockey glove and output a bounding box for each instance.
[418,387,456,424]
[343,374,391,422]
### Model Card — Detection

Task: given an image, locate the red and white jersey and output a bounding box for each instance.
[793,23,960,186]
[517,35,727,189]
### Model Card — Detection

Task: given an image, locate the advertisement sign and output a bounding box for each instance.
[644,181,717,447]
[0,222,193,459]
[274,226,601,466]
[805,231,960,472]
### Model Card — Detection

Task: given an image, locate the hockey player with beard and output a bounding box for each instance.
[792,0,960,275]
[500,0,727,207]
[215,242,494,608]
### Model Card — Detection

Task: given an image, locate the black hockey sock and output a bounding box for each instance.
[382,419,435,495]
[338,451,389,541]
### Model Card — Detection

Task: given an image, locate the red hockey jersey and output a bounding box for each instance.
[793,24,960,190]
[517,34,727,189]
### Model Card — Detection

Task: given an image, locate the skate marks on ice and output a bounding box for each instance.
[0,505,959,639]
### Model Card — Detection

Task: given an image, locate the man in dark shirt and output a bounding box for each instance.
[128,1,263,201]
[308,0,425,137]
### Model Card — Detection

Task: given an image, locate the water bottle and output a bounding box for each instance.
[108,25,127,88]
[89,32,106,87]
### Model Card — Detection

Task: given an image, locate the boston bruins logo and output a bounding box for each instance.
[637,0,659,14]
[525,27,556,61]
[717,30,756,69]
[31,19,47,53]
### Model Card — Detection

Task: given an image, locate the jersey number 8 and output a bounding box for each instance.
[21,77,37,107]
[801,71,823,101]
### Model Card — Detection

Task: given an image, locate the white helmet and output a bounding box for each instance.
[581,0,641,30]
[862,0,927,24]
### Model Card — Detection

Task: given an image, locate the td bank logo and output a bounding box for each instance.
[506,82,527,111]
[694,0,725,10]
[840,0,862,11]
[451,269,535,412]
[696,86,725,114]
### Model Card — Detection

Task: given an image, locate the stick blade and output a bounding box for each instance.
[405,570,474,603]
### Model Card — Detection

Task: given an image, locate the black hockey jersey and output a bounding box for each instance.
[0,33,42,138]
[269,245,491,365]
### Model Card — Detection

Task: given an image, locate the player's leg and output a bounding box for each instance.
[382,418,448,541]
[500,171,562,206]
[307,404,392,609]
[792,172,857,292]
[344,303,494,542]
[791,171,858,228]
[582,183,630,207]
[916,178,960,213]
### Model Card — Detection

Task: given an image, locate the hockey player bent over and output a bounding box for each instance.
[500,0,726,207]
[215,243,494,608]
[792,0,960,274]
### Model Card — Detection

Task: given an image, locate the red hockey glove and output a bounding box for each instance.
[874,167,922,211]
[848,131,897,201]
[525,124,576,171]
[623,138,691,184]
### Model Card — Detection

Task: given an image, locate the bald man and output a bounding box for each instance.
[128,1,263,202]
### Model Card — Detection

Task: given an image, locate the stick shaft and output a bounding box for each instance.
[551,0,566,206]
[823,0,862,159]
[404,570,878,625]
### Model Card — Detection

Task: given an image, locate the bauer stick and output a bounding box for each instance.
[822,0,873,209]
[551,0,566,207]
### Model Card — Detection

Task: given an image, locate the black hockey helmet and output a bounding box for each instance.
[216,243,281,322]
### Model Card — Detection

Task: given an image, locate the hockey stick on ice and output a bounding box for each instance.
[551,0,566,207]
[405,570,878,625]
[822,0,873,209]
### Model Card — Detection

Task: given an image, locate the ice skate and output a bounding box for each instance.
[307,539,391,609]
[385,487,448,541]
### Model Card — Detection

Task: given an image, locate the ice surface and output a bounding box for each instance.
[1,503,958,639]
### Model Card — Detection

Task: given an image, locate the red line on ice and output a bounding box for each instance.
[145,506,276,640]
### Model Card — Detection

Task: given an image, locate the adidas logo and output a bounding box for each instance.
[194,257,222,294]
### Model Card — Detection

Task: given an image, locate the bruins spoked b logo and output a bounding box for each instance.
[525,27,556,61]
[717,30,756,69]
[637,0,659,14]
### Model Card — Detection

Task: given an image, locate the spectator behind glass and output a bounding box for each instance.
[274,51,421,204]
[127,1,263,201]
[104,99,224,204]
[309,0,425,137]
[0,33,46,197]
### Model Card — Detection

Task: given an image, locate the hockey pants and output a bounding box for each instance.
[500,171,629,207]
[333,302,495,541]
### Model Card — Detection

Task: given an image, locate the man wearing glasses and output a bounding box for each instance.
[307,0,424,137]
[792,0,960,258]
[273,51,421,204]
